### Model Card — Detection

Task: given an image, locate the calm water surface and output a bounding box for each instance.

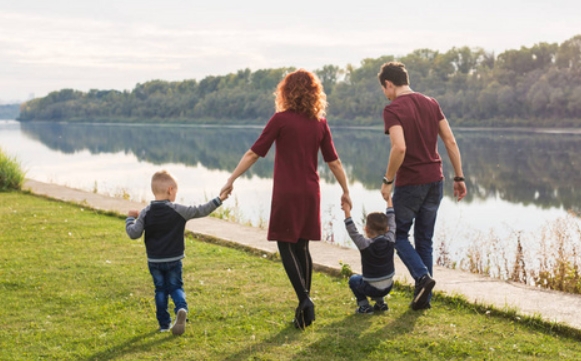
[2,120,580,275]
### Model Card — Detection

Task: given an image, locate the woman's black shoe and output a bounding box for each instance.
[293,298,315,330]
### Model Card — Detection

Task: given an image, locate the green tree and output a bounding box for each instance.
[556,35,581,69]
[16,34,581,127]
[314,64,343,95]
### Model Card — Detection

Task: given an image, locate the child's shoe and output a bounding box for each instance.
[159,325,170,333]
[171,308,187,335]
[355,304,374,314]
[374,302,389,312]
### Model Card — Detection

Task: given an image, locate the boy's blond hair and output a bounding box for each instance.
[151,170,177,196]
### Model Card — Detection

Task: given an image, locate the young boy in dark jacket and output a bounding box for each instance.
[341,195,396,314]
[126,170,230,334]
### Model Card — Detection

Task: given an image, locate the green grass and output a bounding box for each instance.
[0,147,26,191]
[2,192,581,360]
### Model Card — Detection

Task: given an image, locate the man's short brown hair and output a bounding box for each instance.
[378,61,410,87]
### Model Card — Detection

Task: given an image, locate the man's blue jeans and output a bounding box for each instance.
[148,260,188,328]
[393,180,443,281]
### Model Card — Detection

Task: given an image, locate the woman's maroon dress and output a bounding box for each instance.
[250,110,339,243]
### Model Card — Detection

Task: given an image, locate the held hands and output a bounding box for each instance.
[380,183,392,202]
[386,192,393,208]
[340,197,352,219]
[219,187,232,201]
[127,209,139,218]
[219,180,234,201]
[340,192,352,210]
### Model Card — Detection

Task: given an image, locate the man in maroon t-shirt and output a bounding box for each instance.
[378,62,467,310]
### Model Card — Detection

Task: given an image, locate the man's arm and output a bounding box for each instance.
[438,118,467,201]
[381,125,406,201]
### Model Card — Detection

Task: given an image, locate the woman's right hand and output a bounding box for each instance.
[340,192,352,209]
[220,180,234,198]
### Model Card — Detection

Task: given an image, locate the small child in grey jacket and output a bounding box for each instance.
[341,195,396,314]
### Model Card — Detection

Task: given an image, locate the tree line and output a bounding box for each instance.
[18,34,581,127]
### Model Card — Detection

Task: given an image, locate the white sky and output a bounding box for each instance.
[1,0,580,102]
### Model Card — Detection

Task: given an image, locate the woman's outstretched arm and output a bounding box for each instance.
[327,158,351,208]
[221,149,260,195]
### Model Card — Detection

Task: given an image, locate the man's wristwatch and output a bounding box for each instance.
[453,176,465,182]
[382,177,394,185]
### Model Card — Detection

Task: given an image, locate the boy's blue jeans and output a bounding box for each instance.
[393,180,444,281]
[148,260,188,328]
[348,275,392,304]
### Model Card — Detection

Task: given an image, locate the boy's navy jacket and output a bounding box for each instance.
[344,208,396,286]
[125,198,222,262]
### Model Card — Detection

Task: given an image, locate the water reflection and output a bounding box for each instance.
[20,121,581,212]
[454,130,581,211]
[21,122,275,179]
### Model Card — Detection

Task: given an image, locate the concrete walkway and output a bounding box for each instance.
[23,179,581,331]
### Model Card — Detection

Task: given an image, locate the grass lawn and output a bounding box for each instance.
[1,191,581,360]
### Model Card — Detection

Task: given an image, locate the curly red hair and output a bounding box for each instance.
[275,69,327,120]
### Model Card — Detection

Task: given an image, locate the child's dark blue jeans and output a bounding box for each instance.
[148,260,188,328]
[349,274,392,304]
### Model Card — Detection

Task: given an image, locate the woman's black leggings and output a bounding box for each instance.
[277,239,312,302]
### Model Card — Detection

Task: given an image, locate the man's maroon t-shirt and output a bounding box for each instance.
[251,110,339,243]
[383,93,445,187]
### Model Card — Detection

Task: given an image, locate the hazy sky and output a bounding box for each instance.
[1,0,579,102]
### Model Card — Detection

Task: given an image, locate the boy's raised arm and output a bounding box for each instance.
[126,209,145,239]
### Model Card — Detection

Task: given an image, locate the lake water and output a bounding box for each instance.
[1,120,581,279]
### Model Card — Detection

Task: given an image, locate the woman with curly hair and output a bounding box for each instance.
[221,69,351,329]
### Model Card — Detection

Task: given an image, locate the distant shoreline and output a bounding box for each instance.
[3,119,581,134]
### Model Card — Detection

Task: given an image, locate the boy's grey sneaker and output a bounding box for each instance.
[355,304,374,314]
[171,308,187,335]
[374,302,389,312]
[411,274,436,311]
[159,325,170,332]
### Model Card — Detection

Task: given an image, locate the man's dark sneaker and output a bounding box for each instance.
[411,274,436,311]
[413,302,431,310]
[355,304,374,314]
[373,302,389,312]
